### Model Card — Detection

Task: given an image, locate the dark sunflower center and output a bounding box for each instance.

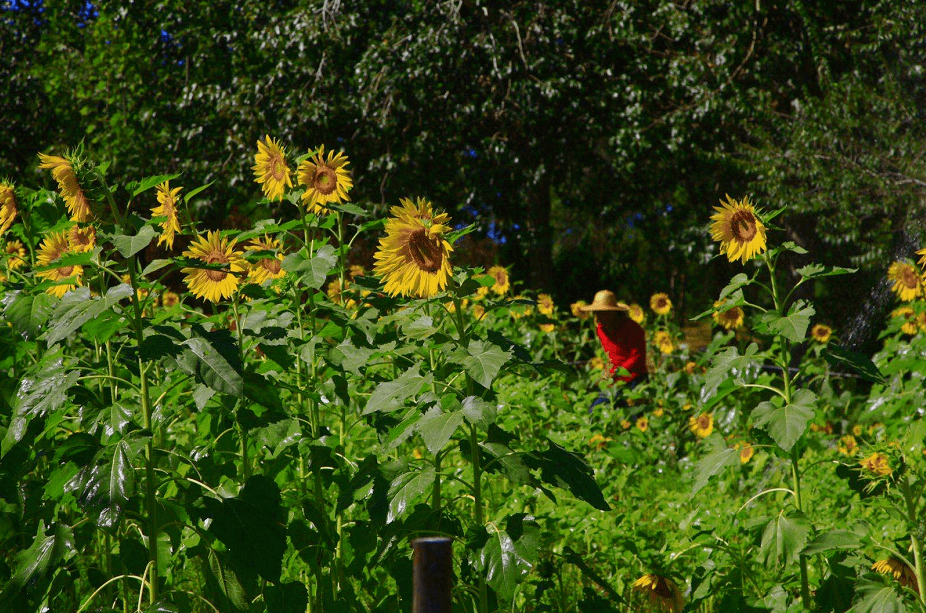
[57,265,74,277]
[493,270,506,284]
[270,157,285,181]
[313,165,338,195]
[203,252,229,282]
[698,416,710,429]
[261,258,282,274]
[405,229,443,273]
[730,210,758,242]
[901,267,919,289]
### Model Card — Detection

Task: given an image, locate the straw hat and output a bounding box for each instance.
[581,290,630,312]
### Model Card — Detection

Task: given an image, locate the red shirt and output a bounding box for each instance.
[597,319,648,383]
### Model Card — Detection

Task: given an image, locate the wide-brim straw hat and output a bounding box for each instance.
[581,290,630,312]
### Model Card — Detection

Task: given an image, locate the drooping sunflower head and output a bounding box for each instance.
[654,330,674,355]
[297,145,352,215]
[245,236,286,285]
[689,413,714,439]
[570,300,589,320]
[712,300,744,330]
[152,181,183,250]
[487,265,510,295]
[632,573,684,613]
[887,261,922,302]
[181,230,247,302]
[38,152,92,222]
[537,293,555,316]
[872,558,918,590]
[650,292,672,315]
[252,135,293,201]
[710,194,768,264]
[892,306,918,335]
[4,240,26,271]
[0,182,17,234]
[373,197,453,298]
[36,230,83,297]
[811,323,832,343]
[628,303,645,324]
[68,224,97,253]
[860,452,892,477]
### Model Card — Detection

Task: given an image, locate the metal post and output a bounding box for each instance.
[412,536,453,613]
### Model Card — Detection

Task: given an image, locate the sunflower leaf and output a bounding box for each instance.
[111,224,157,258]
[131,173,181,196]
[44,284,132,345]
[387,466,435,523]
[183,181,214,205]
[756,300,815,343]
[691,435,740,494]
[363,366,431,415]
[851,576,906,613]
[2,290,53,340]
[418,406,465,455]
[751,389,816,452]
[760,510,811,567]
[281,244,336,289]
[795,263,857,279]
[451,339,512,388]
[822,345,886,384]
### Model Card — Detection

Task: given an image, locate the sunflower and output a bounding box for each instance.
[654,330,674,355]
[38,153,91,222]
[537,293,555,316]
[488,265,510,295]
[539,323,555,333]
[472,304,486,320]
[373,197,453,298]
[892,306,918,335]
[297,145,352,215]
[636,417,649,432]
[349,264,366,280]
[872,558,918,590]
[152,181,182,250]
[684,361,697,375]
[589,434,611,450]
[811,323,832,343]
[245,236,286,284]
[181,231,247,302]
[689,413,714,438]
[0,182,17,234]
[588,356,605,371]
[161,291,180,308]
[252,135,293,201]
[628,303,645,324]
[632,574,684,613]
[571,300,589,319]
[860,452,891,476]
[509,295,533,319]
[36,230,82,297]
[887,261,922,302]
[475,285,490,300]
[650,293,672,315]
[712,300,744,330]
[837,435,858,456]
[710,194,767,264]
[68,225,96,253]
[738,443,755,464]
[4,240,26,270]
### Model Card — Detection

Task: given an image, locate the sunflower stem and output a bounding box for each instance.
[231,296,251,481]
[901,478,926,604]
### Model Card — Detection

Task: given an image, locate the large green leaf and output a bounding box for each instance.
[44,283,132,345]
[823,345,886,384]
[850,577,907,613]
[363,366,431,415]
[525,440,609,511]
[204,475,286,583]
[760,510,811,567]
[111,224,157,258]
[2,290,53,340]
[691,435,741,494]
[180,329,243,397]
[1,520,75,596]
[450,339,512,388]
[417,406,464,455]
[802,530,863,556]
[795,263,856,280]
[752,389,816,452]
[281,244,337,289]
[131,173,181,196]
[471,514,540,601]
[387,466,435,523]
[755,300,815,342]
[462,396,497,431]
[66,439,137,528]
[702,343,761,402]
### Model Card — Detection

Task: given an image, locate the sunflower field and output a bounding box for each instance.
[1,139,926,613]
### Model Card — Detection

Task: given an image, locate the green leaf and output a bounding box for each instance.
[387,466,435,523]
[752,389,816,452]
[850,577,907,613]
[205,550,249,613]
[180,330,243,397]
[691,435,741,494]
[112,224,157,258]
[66,439,137,528]
[3,520,75,592]
[141,259,173,277]
[450,339,512,388]
[462,396,497,430]
[44,284,132,345]
[132,173,181,196]
[781,241,809,255]
[281,244,337,289]
[204,475,286,583]
[702,343,761,402]
[802,530,863,556]
[183,181,214,205]
[363,366,431,415]
[719,273,752,301]
[823,345,886,384]
[760,510,811,567]
[526,440,609,511]
[418,407,464,455]
[2,290,53,339]
[756,300,815,342]
[264,582,309,613]
[796,263,857,279]
[473,515,540,601]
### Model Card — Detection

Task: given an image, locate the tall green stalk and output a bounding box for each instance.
[901,479,926,605]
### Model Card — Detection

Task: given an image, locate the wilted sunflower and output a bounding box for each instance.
[713,300,744,330]
[872,558,918,590]
[689,413,714,438]
[654,330,674,355]
[537,293,555,316]
[38,153,91,222]
[632,573,684,613]
[887,261,922,302]
[811,323,832,343]
[0,182,17,234]
[373,197,453,298]
[650,293,672,315]
[710,194,767,264]
[252,135,293,201]
[36,230,82,297]
[181,230,247,302]
[4,240,26,270]
[245,236,286,284]
[297,145,352,215]
[152,181,182,250]
[68,225,96,253]
[628,303,645,324]
[488,265,510,295]
[571,300,589,319]
[892,306,918,335]
[860,452,891,476]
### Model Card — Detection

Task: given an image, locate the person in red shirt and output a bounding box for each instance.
[581,290,649,407]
